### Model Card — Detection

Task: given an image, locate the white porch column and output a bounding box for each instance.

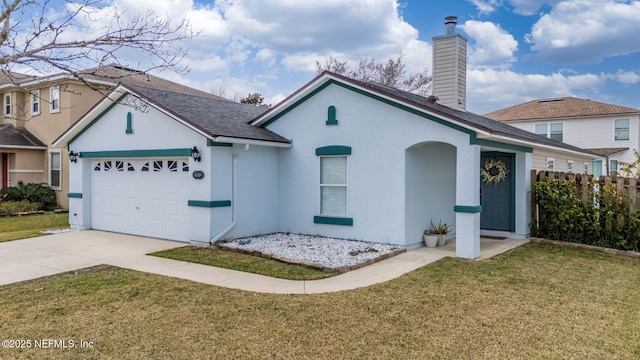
[455,144,481,258]
[514,152,533,238]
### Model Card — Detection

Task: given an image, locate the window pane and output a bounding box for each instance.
[51,153,60,169]
[549,123,563,142]
[321,186,347,216]
[535,124,547,135]
[320,157,347,184]
[615,119,629,141]
[50,170,60,187]
[610,160,618,171]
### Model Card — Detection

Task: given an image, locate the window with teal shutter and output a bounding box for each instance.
[320,156,347,216]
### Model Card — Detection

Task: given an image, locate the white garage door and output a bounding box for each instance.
[90,159,191,242]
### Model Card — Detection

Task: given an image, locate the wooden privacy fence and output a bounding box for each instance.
[530,170,640,251]
[531,170,639,219]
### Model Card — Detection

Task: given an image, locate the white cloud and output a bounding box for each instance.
[613,70,640,85]
[526,0,640,64]
[217,0,417,57]
[507,0,560,15]
[467,0,502,14]
[461,21,518,69]
[399,40,433,74]
[467,68,604,113]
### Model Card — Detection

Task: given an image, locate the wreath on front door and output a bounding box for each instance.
[481,159,509,184]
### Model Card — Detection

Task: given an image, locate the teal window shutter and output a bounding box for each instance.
[326,105,338,125]
[126,112,133,134]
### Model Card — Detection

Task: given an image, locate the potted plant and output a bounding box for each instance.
[428,219,452,246]
[423,228,439,248]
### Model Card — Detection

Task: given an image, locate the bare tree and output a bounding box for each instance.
[315,52,431,96]
[240,92,271,108]
[0,0,195,83]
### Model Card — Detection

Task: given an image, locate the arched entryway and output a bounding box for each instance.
[404,141,457,247]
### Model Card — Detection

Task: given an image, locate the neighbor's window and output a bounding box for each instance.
[535,123,563,142]
[49,151,61,188]
[534,124,547,137]
[50,86,60,113]
[31,89,40,115]
[549,123,563,142]
[320,156,348,216]
[610,159,618,173]
[583,162,589,175]
[546,157,555,171]
[3,93,10,116]
[615,119,629,141]
[567,160,573,173]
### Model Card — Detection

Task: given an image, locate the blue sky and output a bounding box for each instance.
[21,0,640,114]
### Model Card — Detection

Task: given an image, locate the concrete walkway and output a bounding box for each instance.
[0,230,529,294]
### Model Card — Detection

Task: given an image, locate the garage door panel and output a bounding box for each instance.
[90,159,190,242]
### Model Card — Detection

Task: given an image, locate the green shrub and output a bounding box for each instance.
[532,178,640,252]
[0,200,41,216]
[1,181,57,211]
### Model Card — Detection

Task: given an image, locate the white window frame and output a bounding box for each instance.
[535,122,563,142]
[546,157,555,171]
[3,93,10,116]
[49,150,61,190]
[50,86,60,113]
[567,160,573,173]
[319,155,348,217]
[614,118,630,141]
[583,162,589,175]
[30,89,40,115]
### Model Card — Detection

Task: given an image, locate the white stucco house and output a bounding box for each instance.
[52,70,595,259]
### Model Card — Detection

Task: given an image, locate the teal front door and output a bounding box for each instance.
[480,153,513,231]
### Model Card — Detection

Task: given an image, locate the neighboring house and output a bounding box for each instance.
[0,65,226,208]
[52,71,595,259]
[484,97,640,176]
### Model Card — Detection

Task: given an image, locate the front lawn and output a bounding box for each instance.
[150,246,334,280]
[0,212,69,242]
[1,243,640,359]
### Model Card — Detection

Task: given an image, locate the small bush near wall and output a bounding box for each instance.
[0,200,41,216]
[0,182,57,211]
[531,171,640,252]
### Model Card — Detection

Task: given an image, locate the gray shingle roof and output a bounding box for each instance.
[0,124,46,147]
[128,85,289,144]
[79,65,229,101]
[346,77,595,155]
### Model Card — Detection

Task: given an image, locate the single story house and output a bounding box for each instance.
[53,71,595,259]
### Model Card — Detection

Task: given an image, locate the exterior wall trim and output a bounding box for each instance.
[454,205,482,213]
[187,200,232,208]
[80,148,192,158]
[315,145,352,156]
[313,216,354,226]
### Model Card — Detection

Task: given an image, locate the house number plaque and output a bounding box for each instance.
[192,170,205,180]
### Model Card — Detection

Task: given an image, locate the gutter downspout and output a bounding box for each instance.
[210,144,250,244]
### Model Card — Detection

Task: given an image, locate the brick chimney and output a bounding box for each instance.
[432,16,467,111]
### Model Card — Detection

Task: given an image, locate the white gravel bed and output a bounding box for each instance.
[219,233,402,269]
[41,228,77,234]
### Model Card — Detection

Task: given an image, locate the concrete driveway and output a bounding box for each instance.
[0,230,528,294]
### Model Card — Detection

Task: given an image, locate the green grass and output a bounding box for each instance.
[2,243,640,359]
[0,212,69,242]
[150,246,335,280]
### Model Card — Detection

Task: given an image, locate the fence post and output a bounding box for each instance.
[580,174,590,205]
[531,169,538,230]
[630,177,637,215]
